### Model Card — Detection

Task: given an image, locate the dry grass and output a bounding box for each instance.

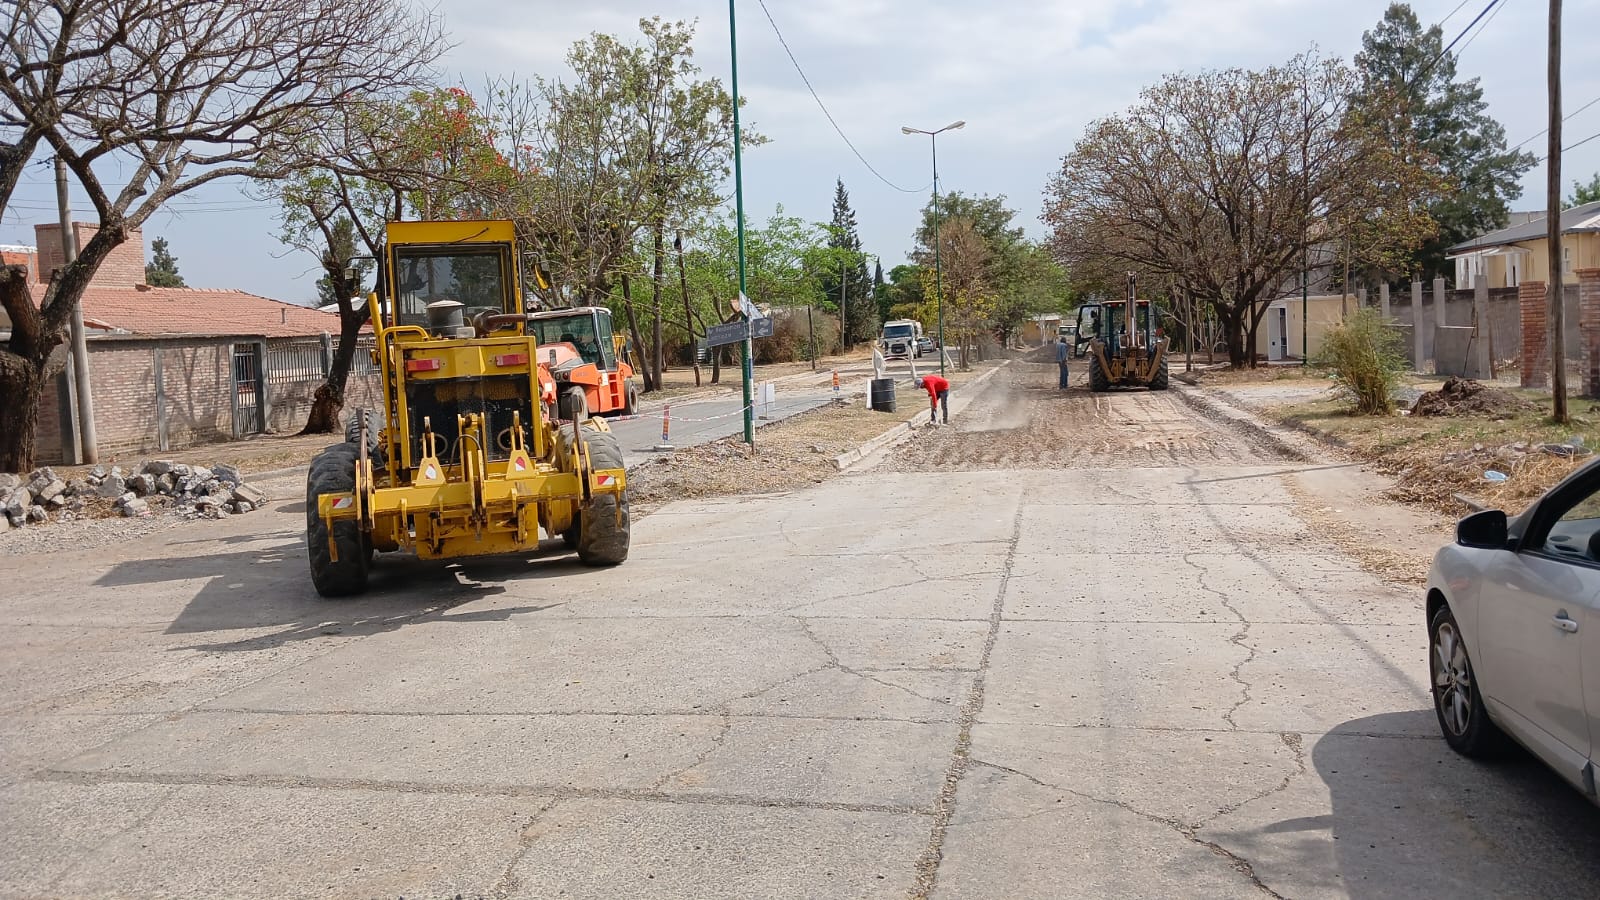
[1272,392,1600,514]
[1194,365,1329,386]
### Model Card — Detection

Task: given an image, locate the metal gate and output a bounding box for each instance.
[231,343,265,437]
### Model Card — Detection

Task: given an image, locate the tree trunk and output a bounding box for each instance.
[0,266,50,473]
[300,273,368,435]
[620,274,655,392]
[676,231,700,387]
[651,224,666,391]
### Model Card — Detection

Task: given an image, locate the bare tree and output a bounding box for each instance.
[1043,52,1435,367]
[0,0,443,470]
[919,217,994,370]
[262,89,515,434]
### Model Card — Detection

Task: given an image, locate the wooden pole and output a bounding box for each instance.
[1548,0,1568,421]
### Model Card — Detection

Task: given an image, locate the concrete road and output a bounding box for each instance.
[3,360,1598,898]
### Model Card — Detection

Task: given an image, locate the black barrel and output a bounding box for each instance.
[869,377,897,412]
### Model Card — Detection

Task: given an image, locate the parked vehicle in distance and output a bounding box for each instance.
[917,336,935,356]
[881,319,923,359]
[1425,455,1600,804]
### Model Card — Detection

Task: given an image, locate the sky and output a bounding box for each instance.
[4,0,1598,305]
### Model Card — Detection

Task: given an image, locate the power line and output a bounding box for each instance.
[754,0,929,194]
[1452,0,1506,56]
[1512,95,1600,151]
[1532,129,1600,164]
[1413,0,1502,84]
[1437,0,1475,27]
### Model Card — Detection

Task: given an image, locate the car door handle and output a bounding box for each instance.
[1552,615,1580,633]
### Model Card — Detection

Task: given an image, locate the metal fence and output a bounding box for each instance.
[265,335,377,385]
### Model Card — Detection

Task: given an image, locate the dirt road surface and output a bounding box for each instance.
[2,352,1596,898]
[893,359,1276,471]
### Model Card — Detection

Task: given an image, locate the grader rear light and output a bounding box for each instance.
[406,358,443,373]
[493,353,528,367]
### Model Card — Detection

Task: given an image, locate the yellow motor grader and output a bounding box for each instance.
[1076,273,1170,392]
[306,220,629,597]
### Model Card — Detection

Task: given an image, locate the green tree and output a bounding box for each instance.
[1572,173,1600,207]
[820,179,873,346]
[260,86,511,434]
[1351,3,1535,279]
[872,259,888,325]
[144,237,186,287]
[915,192,1026,291]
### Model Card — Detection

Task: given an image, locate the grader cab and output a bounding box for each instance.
[1077,273,1170,392]
[305,220,629,597]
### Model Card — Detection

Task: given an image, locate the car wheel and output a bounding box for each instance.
[1429,604,1508,757]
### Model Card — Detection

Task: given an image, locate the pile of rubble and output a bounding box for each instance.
[0,459,269,532]
[1410,377,1532,418]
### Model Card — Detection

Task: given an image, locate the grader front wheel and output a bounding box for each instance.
[575,426,629,566]
[305,442,370,598]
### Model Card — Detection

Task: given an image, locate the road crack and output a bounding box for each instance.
[966,759,1286,899]
[908,499,1025,899]
[1185,551,1259,730]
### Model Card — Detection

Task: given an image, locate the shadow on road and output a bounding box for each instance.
[95,529,597,652]
[1306,710,1600,898]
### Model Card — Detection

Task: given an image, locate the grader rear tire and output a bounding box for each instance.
[558,386,589,422]
[1148,359,1170,391]
[305,442,369,597]
[1087,358,1110,393]
[575,426,629,566]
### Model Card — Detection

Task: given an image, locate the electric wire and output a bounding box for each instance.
[1511,95,1600,151]
[1412,0,1501,85]
[1437,0,1475,27]
[754,0,930,194]
[1452,0,1506,57]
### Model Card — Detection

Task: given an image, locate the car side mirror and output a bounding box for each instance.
[1456,509,1509,549]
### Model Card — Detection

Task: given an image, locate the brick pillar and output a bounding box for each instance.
[1578,268,1600,397]
[1521,280,1548,388]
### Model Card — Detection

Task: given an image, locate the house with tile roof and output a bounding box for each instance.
[5,225,381,464]
[1447,200,1600,290]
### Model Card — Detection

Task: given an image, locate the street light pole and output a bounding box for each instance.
[728,0,754,444]
[903,121,965,376]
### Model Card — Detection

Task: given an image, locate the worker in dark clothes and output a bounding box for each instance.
[1055,336,1070,388]
[921,374,950,425]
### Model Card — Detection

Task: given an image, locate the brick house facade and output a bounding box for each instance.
[11,226,381,465]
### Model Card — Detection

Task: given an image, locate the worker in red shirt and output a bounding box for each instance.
[921,374,950,425]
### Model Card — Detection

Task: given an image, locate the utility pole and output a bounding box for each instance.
[728,0,753,444]
[1548,0,1568,422]
[56,157,97,464]
[839,260,847,350]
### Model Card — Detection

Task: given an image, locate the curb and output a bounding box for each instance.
[832,361,1013,472]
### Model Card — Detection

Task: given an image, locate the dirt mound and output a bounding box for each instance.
[1410,377,1531,418]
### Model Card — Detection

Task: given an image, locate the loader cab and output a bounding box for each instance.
[1076,299,1156,357]
[385,223,519,330]
[525,308,620,372]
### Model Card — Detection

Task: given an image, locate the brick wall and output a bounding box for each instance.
[1580,269,1600,397]
[1520,281,1548,388]
[33,222,145,288]
[36,334,383,464]
[0,248,36,281]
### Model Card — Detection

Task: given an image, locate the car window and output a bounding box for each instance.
[1541,479,1600,561]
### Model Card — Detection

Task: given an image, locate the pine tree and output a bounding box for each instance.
[823,178,874,344]
[873,259,889,325]
[144,237,186,287]
[1352,3,1536,280]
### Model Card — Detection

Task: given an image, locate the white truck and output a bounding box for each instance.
[880,319,924,359]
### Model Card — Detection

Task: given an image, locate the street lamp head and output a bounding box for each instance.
[945,120,966,131]
[900,126,918,135]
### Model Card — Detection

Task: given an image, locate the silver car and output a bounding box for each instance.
[1426,456,1600,802]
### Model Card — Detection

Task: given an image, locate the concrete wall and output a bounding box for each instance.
[1386,284,1579,368]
